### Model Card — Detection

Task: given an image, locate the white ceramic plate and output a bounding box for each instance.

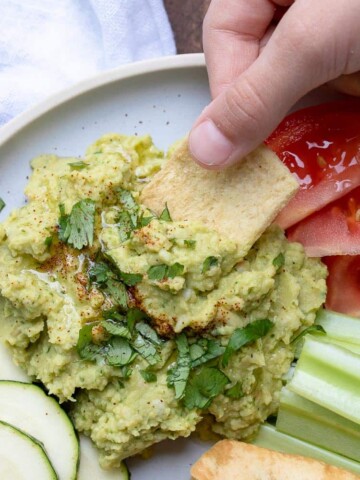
[0,53,345,479]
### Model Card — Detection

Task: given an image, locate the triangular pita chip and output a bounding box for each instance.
[141,140,298,256]
[191,440,360,480]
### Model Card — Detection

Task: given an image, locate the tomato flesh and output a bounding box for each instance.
[288,186,360,256]
[266,99,360,228]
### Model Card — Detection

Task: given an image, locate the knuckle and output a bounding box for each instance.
[222,77,269,139]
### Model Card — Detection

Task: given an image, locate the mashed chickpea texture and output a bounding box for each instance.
[0,134,326,468]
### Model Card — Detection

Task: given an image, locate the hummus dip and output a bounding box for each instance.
[0,134,327,468]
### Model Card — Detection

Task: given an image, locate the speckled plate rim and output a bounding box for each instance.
[0,53,205,147]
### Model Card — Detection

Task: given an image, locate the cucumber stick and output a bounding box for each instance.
[0,381,79,480]
[0,420,57,479]
[276,388,360,462]
[288,336,360,423]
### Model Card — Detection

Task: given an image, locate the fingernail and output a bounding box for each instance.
[189,120,235,166]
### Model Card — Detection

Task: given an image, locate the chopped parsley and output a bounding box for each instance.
[202,256,219,273]
[224,381,244,399]
[140,369,157,383]
[184,239,196,249]
[58,199,95,250]
[0,198,5,213]
[68,161,88,170]
[222,319,274,367]
[273,252,285,269]
[183,367,229,410]
[147,262,184,281]
[159,203,172,222]
[167,333,191,399]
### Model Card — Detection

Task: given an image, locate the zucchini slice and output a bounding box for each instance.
[78,435,130,479]
[0,420,57,479]
[0,381,78,480]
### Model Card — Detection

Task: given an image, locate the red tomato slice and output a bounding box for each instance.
[266,99,360,229]
[288,186,360,256]
[323,256,360,317]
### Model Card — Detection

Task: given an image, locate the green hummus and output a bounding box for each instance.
[0,134,327,468]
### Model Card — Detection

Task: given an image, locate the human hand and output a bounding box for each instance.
[188,0,360,168]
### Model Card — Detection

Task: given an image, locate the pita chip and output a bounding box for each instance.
[141,140,298,256]
[191,440,360,480]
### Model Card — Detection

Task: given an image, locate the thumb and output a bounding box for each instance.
[189,4,347,168]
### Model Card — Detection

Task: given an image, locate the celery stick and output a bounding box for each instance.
[253,424,360,475]
[276,388,360,462]
[316,309,360,346]
[288,336,360,424]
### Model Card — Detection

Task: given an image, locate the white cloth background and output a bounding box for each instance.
[0,0,176,125]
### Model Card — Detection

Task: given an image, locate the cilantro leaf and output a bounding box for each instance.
[224,381,244,399]
[0,198,5,213]
[68,161,88,170]
[118,270,143,286]
[105,278,128,312]
[183,367,229,410]
[100,319,132,340]
[44,236,53,248]
[190,339,225,368]
[273,253,285,269]
[132,333,161,365]
[76,323,105,362]
[291,324,326,344]
[106,337,137,366]
[184,239,196,249]
[147,263,184,281]
[202,256,219,274]
[167,333,191,399]
[148,264,168,281]
[140,369,157,382]
[159,203,172,222]
[118,188,139,227]
[58,199,95,250]
[135,321,162,346]
[89,261,113,284]
[139,215,154,227]
[167,262,184,278]
[222,319,274,367]
[126,308,147,332]
[117,211,135,242]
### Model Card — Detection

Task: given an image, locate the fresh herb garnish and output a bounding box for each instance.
[202,256,219,274]
[76,324,106,362]
[127,308,147,332]
[89,261,113,284]
[222,319,274,367]
[167,333,191,399]
[117,211,135,242]
[190,338,225,368]
[140,369,157,382]
[139,215,154,227]
[68,161,88,170]
[135,321,162,346]
[273,252,285,269]
[100,319,132,340]
[117,270,143,286]
[132,333,161,366]
[291,325,326,344]
[0,198,5,213]
[106,337,137,367]
[118,188,139,227]
[44,236,53,248]
[224,382,244,399]
[184,239,196,249]
[105,278,128,312]
[147,264,168,281]
[58,199,95,250]
[147,263,184,281]
[183,366,229,410]
[159,203,172,222]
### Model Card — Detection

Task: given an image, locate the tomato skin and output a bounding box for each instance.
[266,99,360,229]
[287,186,360,257]
[323,256,360,317]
